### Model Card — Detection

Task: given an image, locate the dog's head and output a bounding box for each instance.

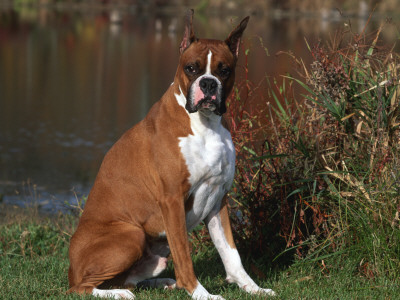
[176,10,249,116]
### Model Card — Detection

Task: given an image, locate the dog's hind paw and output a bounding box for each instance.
[161,278,177,290]
[92,288,135,299]
[137,278,176,290]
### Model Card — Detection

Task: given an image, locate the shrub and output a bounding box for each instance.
[226,21,400,278]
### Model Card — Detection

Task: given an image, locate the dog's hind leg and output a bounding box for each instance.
[123,253,167,285]
[122,239,176,290]
[123,251,176,289]
[68,222,146,298]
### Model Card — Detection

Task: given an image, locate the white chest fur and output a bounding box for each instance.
[176,93,236,231]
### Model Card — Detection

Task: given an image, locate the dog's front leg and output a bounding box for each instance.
[205,196,276,297]
[159,195,224,300]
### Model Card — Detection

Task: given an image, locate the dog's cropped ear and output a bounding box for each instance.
[180,9,197,54]
[225,16,250,59]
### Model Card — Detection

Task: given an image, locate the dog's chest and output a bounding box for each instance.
[179,116,235,230]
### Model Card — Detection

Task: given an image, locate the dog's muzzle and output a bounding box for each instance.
[185,75,226,115]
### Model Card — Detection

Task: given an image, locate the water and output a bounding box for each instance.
[0,4,394,213]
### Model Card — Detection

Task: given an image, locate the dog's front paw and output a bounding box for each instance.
[255,287,276,296]
[209,295,225,300]
[226,272,276,297]
[264,288,276,296]
[92,288,135,299]
[191,281,225,300]
[192,294,225,300]
[242,284,276,297]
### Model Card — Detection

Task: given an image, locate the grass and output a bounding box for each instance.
[0,204,399,299]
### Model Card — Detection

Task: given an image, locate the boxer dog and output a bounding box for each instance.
[68,10,275,299]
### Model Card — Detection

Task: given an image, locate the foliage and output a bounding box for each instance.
[226,21,400,280]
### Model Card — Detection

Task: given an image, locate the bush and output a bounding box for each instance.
[226,22,400,278]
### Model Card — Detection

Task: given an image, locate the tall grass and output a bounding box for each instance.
[226,21,400,280]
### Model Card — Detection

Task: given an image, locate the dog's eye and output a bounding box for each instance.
[184,64,198,75]
[219,67,231,77]
[218,63,231,78]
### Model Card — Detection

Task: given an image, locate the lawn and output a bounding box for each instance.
[0,204,399,300]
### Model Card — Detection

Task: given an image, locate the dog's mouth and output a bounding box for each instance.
[197,97,217,111]
[186,93,225,116]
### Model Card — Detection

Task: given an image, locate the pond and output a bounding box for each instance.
[0,3,396,213]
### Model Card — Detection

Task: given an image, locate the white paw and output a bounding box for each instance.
[191,281,225,300]
[242,284,276,296]
[208,295,225,300]
[226,272,276,297]
[257,288,276,296]
[92,288,135,299]
[192,294,225,300]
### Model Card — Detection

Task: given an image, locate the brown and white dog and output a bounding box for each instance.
[68,10,275,300]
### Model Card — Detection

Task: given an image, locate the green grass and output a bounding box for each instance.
[1,205,399,300]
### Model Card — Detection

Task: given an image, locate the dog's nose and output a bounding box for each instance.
[199,78,218,95]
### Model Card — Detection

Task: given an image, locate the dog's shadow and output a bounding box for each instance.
[141,247,269,297]
[133,247,225,294]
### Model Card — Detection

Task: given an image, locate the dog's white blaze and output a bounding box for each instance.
[92,288,135,299]
[205,50,212,75]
